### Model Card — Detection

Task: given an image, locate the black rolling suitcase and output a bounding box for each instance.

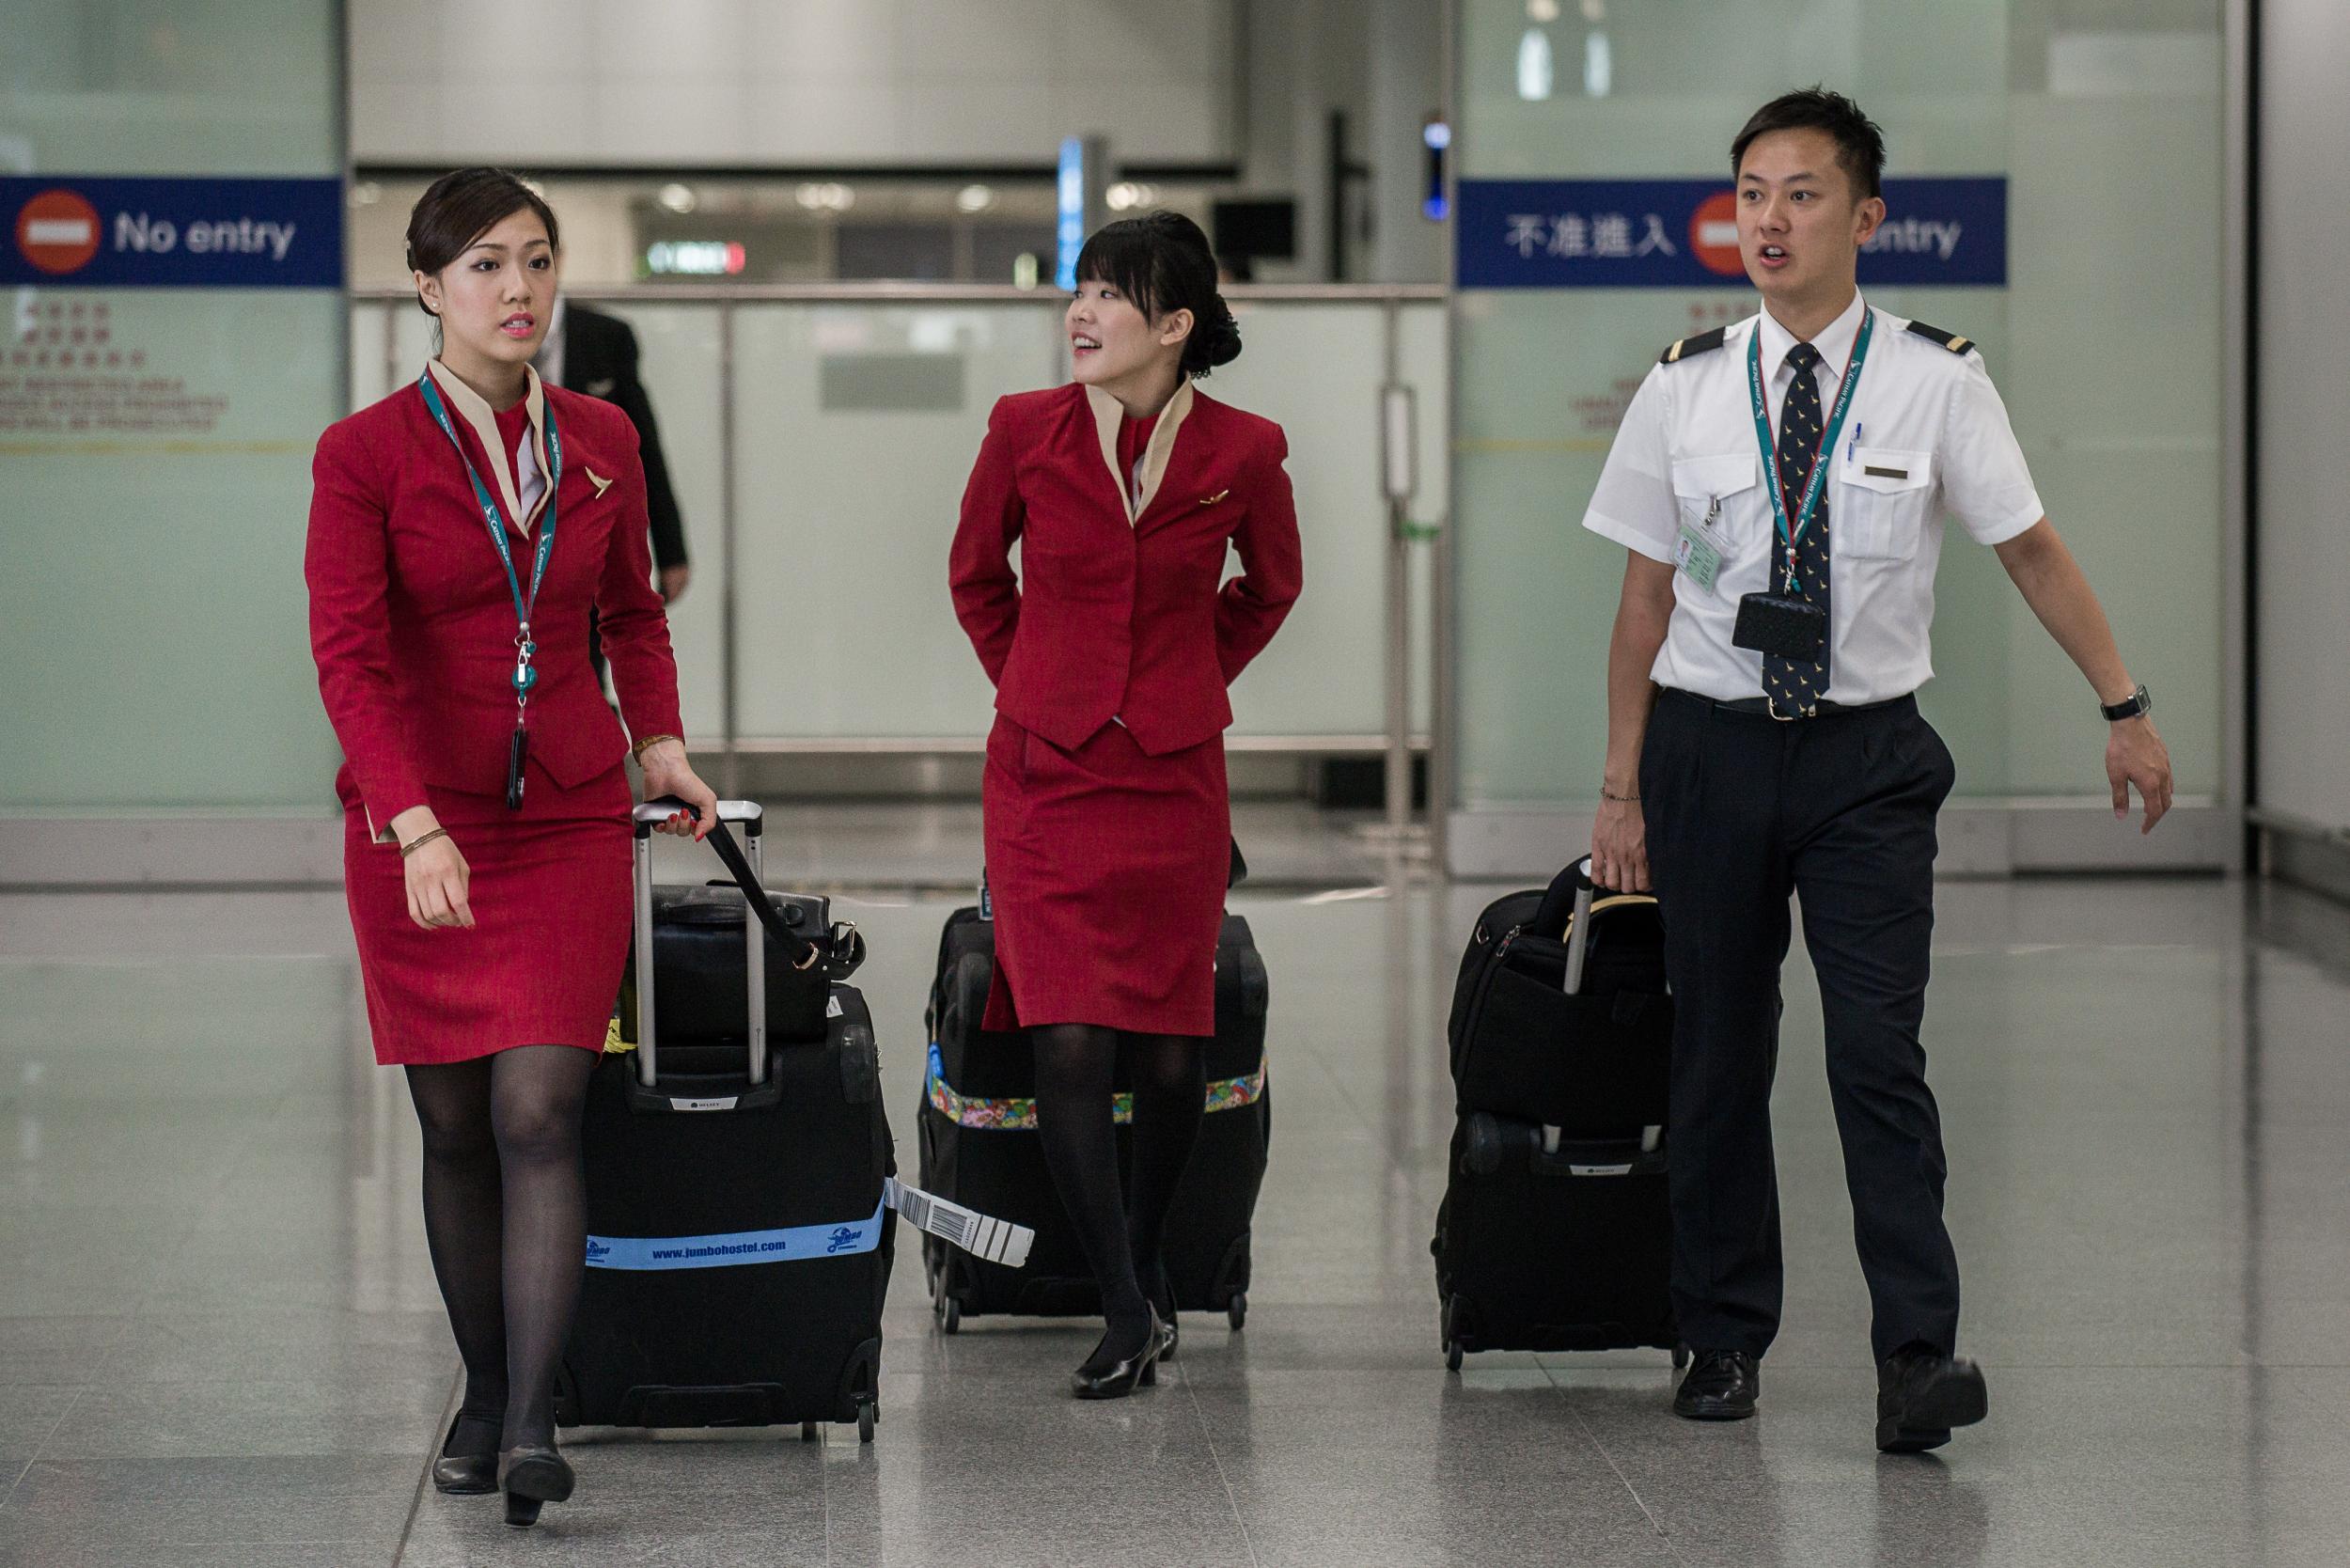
[1431,856,1683,1369]
[556,799,895,1443]
[916,899,1271,1334]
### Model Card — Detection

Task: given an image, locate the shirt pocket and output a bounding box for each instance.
[1668,452,1762,544]
[1836,447,1935,559]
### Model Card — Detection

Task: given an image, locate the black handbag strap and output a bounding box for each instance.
[698,818,824,973]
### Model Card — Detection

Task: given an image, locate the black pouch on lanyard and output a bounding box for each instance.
[506,726,529,810]
[1731,591,1828,660]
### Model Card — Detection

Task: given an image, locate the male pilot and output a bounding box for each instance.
[1582,87,2173,1452]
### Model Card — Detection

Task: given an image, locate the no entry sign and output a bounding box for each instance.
[2,176,343,289]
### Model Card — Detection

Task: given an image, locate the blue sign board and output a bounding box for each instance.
[1056,138,1087,292]
[2,176,344,289]
[1455,177,2006,290]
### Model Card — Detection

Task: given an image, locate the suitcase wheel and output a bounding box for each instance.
[857,1400,877,1444]
[1440,1295,1465,1371]
[935,1292,962,1335]
[1226,1293,1247,1332]
[1446,1340,1464,1372]
[1671,1344,1690,1371]
[800,1421,819,1442]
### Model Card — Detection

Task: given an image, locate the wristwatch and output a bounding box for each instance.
[2100,683,2152,722]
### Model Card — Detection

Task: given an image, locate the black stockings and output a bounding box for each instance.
[406,1045,599,1452]
[1030,1026,1206,1369]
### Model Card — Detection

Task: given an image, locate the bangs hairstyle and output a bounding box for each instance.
[1073,211,1242,377]
[1731,87,1887,203]
[404,166,560,317]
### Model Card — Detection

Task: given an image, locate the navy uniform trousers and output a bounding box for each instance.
[1638,686,1962,1364]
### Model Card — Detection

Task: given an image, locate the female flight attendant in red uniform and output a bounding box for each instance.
[306,169,717,1525]
[949,212,1304,1398]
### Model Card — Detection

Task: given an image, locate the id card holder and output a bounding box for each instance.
[1731,592,1828,660]
[505,726,529,811]
[1673,496,1727,593]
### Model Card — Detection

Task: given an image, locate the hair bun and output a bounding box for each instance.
[1187,295,1243,374]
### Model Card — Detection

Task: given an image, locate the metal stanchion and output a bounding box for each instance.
[1363,294,1429,854]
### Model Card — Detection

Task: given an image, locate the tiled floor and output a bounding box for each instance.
[2,836,2347,1565]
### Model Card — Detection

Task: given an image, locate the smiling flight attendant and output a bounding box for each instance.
[950,212,1304,1399]
[306,168,717,1526]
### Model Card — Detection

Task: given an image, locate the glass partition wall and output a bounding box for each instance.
[1447,0,2232,873]
[352,288,1447,786]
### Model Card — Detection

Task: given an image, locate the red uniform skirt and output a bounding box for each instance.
[341,760,633,1066]
[980,713,1229,1038]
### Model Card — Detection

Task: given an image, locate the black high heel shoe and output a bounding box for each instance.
[498,1444,575,1528]
[430,1410,501,1496]
[1139,1264,1180,1362]
[1072,1308,1164,1401]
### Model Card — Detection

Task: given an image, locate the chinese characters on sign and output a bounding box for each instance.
[1503,211,1679,261]
[1,299,227,439]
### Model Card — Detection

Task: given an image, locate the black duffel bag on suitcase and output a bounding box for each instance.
[916,897,1270,1334]
[556,799,894,1443]
[1430,856,1682,1370]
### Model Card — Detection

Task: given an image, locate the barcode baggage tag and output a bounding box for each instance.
[883,1176,1034,1270]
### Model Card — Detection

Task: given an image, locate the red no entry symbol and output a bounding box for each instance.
[1688,190,1745,278]
[15,189,102,276]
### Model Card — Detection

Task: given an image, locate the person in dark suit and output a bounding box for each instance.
[542,300,689,601]
[949,212,1304,1400]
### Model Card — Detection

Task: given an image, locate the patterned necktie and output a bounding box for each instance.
[1763,341,1830,717]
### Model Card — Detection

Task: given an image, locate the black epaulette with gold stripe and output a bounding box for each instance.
[1904,320,1976,354]
[1657,326,1728,365]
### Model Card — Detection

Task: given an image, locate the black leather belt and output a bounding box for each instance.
[1665,689,1912,722]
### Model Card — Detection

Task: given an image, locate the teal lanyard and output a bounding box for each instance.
[416,371,562,715]
[1745,307,1872,594]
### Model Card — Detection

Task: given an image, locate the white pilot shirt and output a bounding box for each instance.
[1581,292,2045,706]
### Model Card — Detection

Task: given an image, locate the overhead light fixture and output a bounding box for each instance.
[1517,27,1555,101]
[956,183,996,214]
[1528,0,1560,20]
[794,181,854,213]
[1583,30,1612,97]
[1105,181,1158,212]
[347,181,381,208]
[658,182,697,214]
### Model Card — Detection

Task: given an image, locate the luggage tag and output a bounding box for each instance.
[884,1176,1034,1269]
[1673,495,1728,593]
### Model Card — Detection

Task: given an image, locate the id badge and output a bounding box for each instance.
[1673,496,1727,593]
[505,726,529,811]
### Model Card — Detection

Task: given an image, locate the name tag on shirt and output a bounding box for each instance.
[1674,497,1728,592]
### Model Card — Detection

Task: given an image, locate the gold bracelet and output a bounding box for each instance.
[399,826,449,858]
[630,733,682,760]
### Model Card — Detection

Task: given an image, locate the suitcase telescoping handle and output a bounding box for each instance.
[1528,858,1603,995]
[1562,856,1598,997]
[632,797,821,1090]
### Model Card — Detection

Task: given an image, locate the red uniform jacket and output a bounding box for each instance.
[306,369,683,833]
[948,381,1304,755]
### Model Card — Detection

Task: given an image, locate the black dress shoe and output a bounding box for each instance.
[1072,1309,1164,1401]
[1876,1347,1988,1453]
[1673,1349,1761,1421]
[498,1444,575,1528]
[430,1411,501,1496]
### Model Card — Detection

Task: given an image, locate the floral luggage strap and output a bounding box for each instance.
[926,1041,1267,1131]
